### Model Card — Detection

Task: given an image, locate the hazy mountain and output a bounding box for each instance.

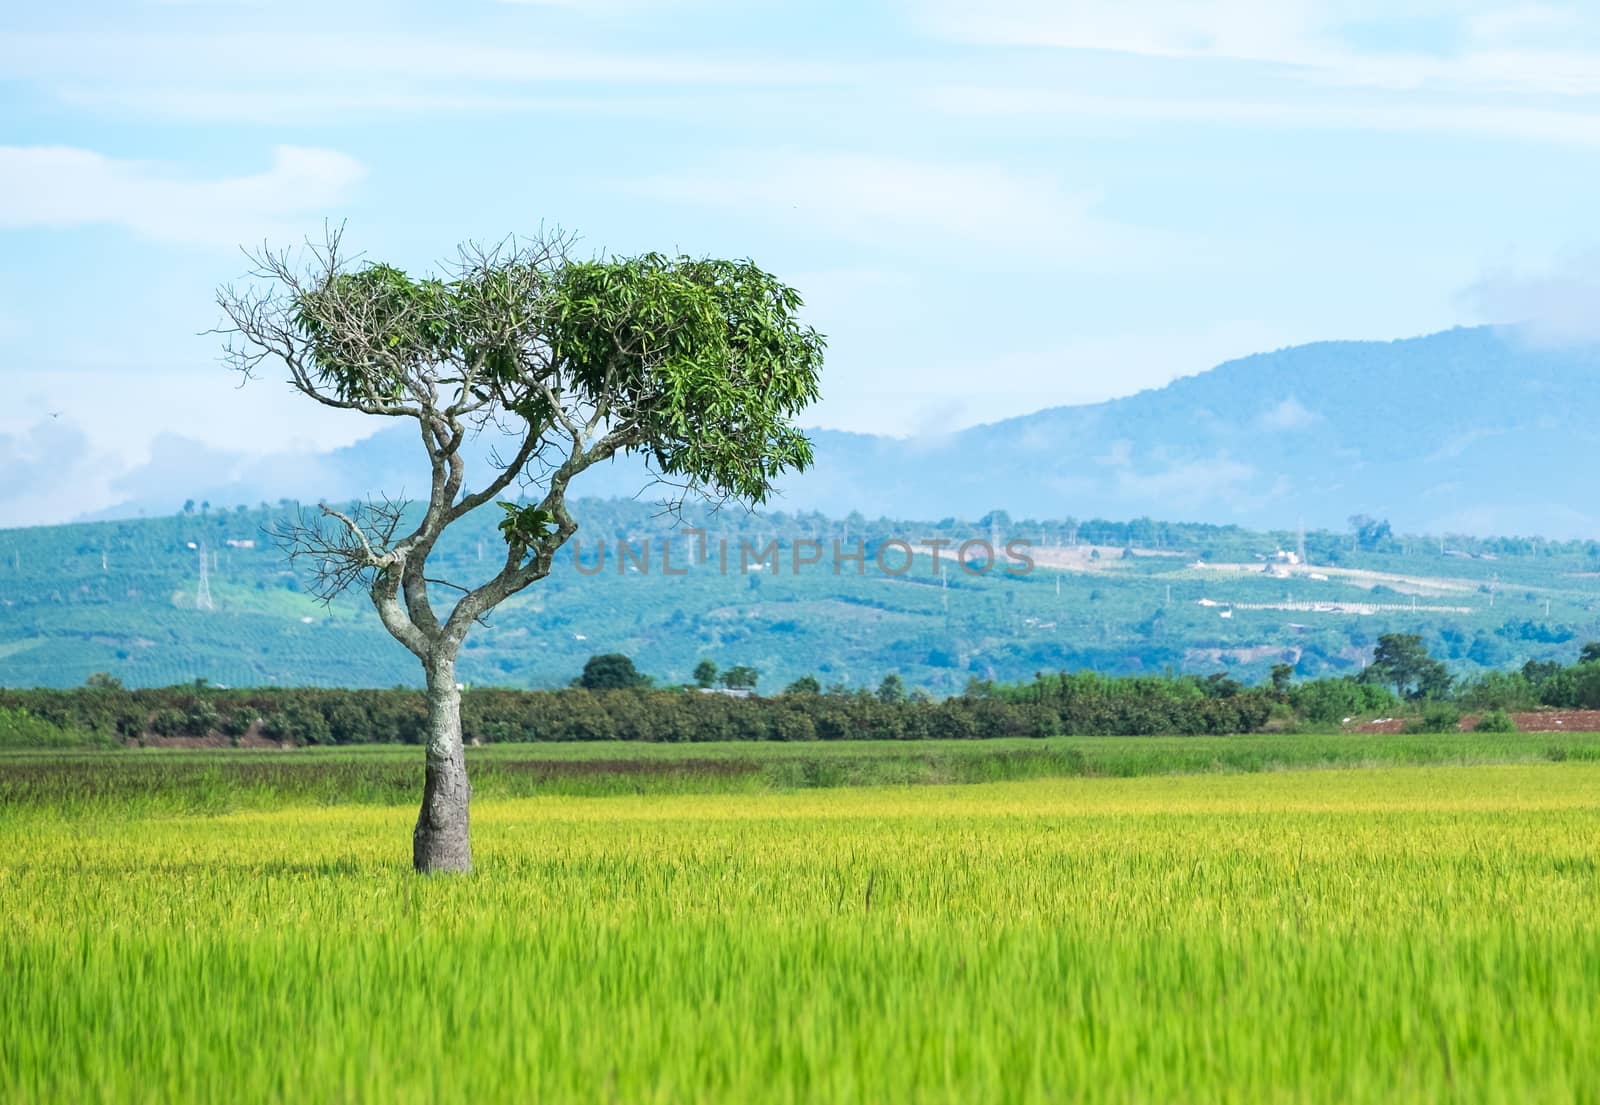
[87,326,1600,539]
[795,326,1600,538]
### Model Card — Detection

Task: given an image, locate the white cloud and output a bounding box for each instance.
[1460,250,1600,345]
[1256,397,1320,431]
[920,0,1326,63]
[1115,456,1263,506]
[491,0,702,8]
[0,145,363,246]
[0,418,111,527]
[915,0,1600,97]
[1468,5,1585,43]
[49,87,654,126]
[631,150,1174,263]
[1,366,375,485]
[0,30,834,90]
[930,86,1600,147]
[0,27,843,122]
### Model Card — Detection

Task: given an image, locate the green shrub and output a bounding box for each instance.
[149,709,188,737]
[0,707,96,748]
[1287,677,1397,726]
[1457,672,1538,712]
[1473,708,1518,733]
[1404,704,1462,734]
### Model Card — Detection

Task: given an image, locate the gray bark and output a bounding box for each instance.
[413,655,472,874]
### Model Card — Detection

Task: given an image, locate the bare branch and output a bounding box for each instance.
[215,228,427,419]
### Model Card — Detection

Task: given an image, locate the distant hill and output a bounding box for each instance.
[85,326,1600,539]
[4,499,1600,691]
[794,326,1600,537]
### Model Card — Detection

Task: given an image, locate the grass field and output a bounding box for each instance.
[3,744,1598,1102]
[5,730,1600,813]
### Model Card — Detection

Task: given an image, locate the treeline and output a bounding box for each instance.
[1327,633,1600,732]
[14,633,1600,748]
[0,671,1291,746]
[1458,654,1600,712]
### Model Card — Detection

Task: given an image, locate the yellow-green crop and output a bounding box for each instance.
[3,763,1598,1103]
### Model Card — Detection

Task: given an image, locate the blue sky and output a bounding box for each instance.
[4,0,1600,524]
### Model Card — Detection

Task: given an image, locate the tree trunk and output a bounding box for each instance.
[413,655,472,874]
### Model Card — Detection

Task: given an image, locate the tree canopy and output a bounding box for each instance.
[574,653,651,692]
[1361,633,1451,700]
[217,229,826,873]
[218,232,826,658]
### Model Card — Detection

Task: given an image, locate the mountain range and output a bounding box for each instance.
[87,325,1600,540]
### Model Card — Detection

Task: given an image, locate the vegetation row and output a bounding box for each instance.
[8,633,1600,749]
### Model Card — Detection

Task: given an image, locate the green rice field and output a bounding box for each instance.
[3,741,1598,1102]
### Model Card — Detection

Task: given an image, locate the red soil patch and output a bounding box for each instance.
[1351,709,1600,734]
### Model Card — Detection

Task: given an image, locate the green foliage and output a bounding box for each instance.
[0,707,97,749]
[550,255,825,505]
[1530,661,1600,709]
[259,700,334,746]
[1473,708,1518,733]
[1524,659,1564,685]
[720,665,759,691]
[1403,703,1462,734]
[692,659,718,689]
[1287,678,1397,726]
[876,673,906,704]
[1348,514,1394,552]
[149,708,188,738]
[0,667,1307,748]
[294,264,465,407]
[1456,671,1539,712]
[573,653,650,692]
[285,241,825,615]
[496,503,555,554]
[995,671,1276,736]
[1362,633,1451,700]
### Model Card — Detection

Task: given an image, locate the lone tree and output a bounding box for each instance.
[720,665,759,691]
[1361,632,1450,700]
[217,230,824,873]
[876,672,906,704]
[574,653,650,692]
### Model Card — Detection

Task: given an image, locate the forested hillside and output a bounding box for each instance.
[5,498,1600,691]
